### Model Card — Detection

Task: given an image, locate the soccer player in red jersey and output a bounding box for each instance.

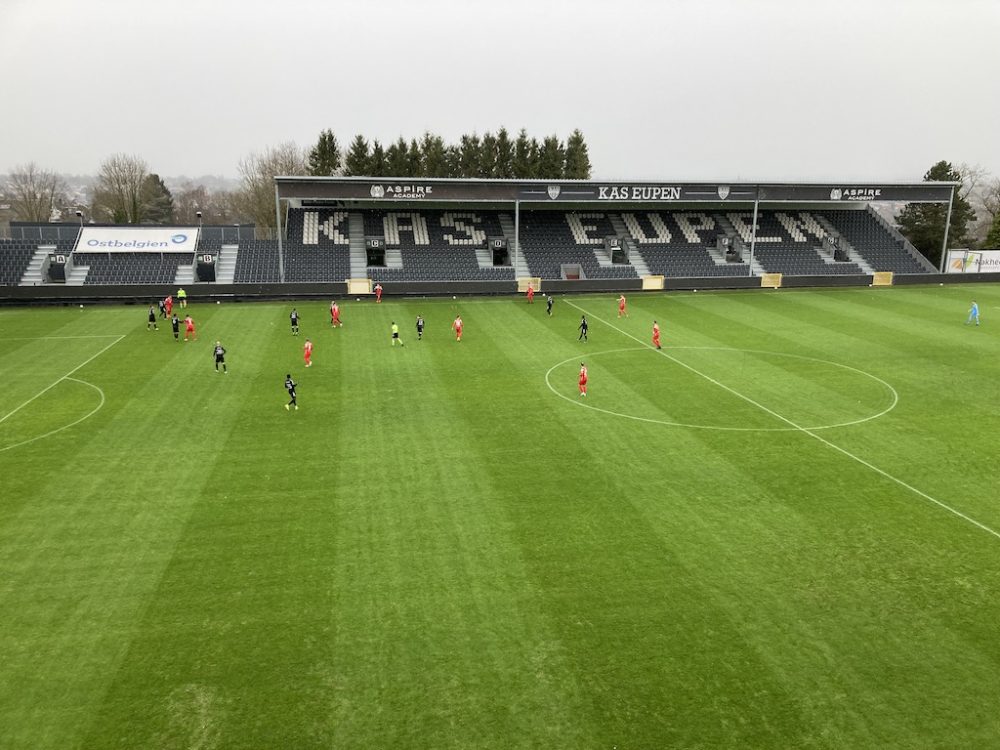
[652,320,661,349]
[526,284,534,304]
[330,300,342,328]
[165,295,173,316]
[183,314,196,341]
[578,363,588,397]
[452,315,463,342]
[374,283,383,303]
[304,338,313,367]
[618,294,628,318]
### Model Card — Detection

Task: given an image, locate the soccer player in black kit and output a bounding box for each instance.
[546,295,554,316]
[290,308,300,335]
[416,315,425,340]
[170,313,180,341]
[284,374,298,410]
[213,341,227,373]
[578,315,588,342]
[147,305,158,331]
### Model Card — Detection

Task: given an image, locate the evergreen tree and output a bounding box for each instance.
[513,129,533,179]
[479,132,497,178]
[421,132,449,177]
[563,129,592,179]
[386,137,409,176]
[141,173,174,224]
[369,140,387,177]
[537,135,564,179]
[458,134,481,177]
[985,212,1000,249]
[444,144,461,178]
[527,138,541,178]
[408,138,423,177]
[494,127,514,179]
[343,135,370,176]
[896,160,977,268]
[308,129,341,176]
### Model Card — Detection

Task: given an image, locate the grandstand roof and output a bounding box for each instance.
[275,177,957,206]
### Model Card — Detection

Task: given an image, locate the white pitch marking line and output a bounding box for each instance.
[0,334,125,426]
[565,299,1000,542]
[0,377,105,454]
[0,335,125,340]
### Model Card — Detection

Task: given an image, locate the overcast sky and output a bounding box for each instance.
[2,0,998,182]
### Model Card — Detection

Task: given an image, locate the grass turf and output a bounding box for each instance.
[1,285,999,749]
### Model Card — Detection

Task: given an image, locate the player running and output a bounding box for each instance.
[967,300,981,326]
[546,295,553,316]
[165,294,173,317]
[213,341,228,373]
[330,300,342,328]
[170,313,180,341]
[304,338,313,366]
[284,374,298,410]
[578,315,588,342]
[147,304,159,331]
[290,308,300,335]
[416,315,425,340]
[652,320,662,350]
[452,314,463,342]
[391,321,404,347]
[578,362,588,397]
[374,283,383,303]
[183,314,196,341]
[618,294,628,318]
[526,284,534,304]
[158,298,167,318]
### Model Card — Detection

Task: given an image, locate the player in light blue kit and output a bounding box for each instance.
[966,300,980,326]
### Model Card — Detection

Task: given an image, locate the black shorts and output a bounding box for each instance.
[215,355,225,362]
[392,332,399,338]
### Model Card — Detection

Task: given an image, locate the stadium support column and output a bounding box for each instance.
[514,200,520,275]
[275,184,285,282]
[747,191,760,277]
[939,188,955,273]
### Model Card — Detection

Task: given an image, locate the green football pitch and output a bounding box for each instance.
[2,285,1000,749]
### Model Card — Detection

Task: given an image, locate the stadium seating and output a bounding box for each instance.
[75,253,194,285]
[281,208,352,281]
[0,239,45,285]
[823,210,931,274]
[729,211,864,275]
[621,212,749,277]
[233,240,281,283]
[518,212,638,279]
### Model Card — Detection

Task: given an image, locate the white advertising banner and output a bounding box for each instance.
[946,250,1000,273]
[75,227,200,253]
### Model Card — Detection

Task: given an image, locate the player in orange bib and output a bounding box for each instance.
[304,338,313,367]
[330,300,342,327]
[183,314,196,341]
[618,294,628,318]
[526,284,534,304]
[452,315,463,342]
[374,283,383,303]
[578,363,588,397]
[652,320,661,349]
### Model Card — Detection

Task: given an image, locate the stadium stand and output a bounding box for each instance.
[824,209,931,274]
[620,212,749,277]
[233,240,280,283]
[518,211,638,280]
[363,210,515,281]
[726,211,864,275]
[76,253,195,285]
[282,208,352,281]
[0,239,40,285]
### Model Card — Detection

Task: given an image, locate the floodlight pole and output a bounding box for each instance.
[938,187,955,273]
[747,190,760,277]
[275,184,285,282]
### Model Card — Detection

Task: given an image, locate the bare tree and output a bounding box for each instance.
[174,182,240,225]
[981,177,1000,222]
[235,143,308,234]
[91,154,149,223]
[6,163,65,222]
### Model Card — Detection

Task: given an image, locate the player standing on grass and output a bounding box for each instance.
[416,315,425,340]
[290,308,300,335]
[452,314,463,342]
[178,287,187,308]
[391,322,404,347]
[284,374,298,410]
[304,338,313,366]
[527,283,534,304]
[652,320,662,349]
[374,283,383,303]
[165,294,173,317]
[147,304,159,331]
[546,295,553,316]
[213,341,228,373]
[184,314,196,341]
[618,294,628,318]
[158,298,166,318]
[578,315,588,342]
[578,362,588,397]
[331,300,342,328]
[967,300,981,326]
[171,312,180,341]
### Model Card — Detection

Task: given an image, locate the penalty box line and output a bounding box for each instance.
[0,335,126,426]
[564,299,1000,543]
